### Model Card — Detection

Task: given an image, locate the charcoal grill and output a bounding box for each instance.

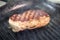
[0,0,60,40]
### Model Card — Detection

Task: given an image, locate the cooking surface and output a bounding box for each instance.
[0,0,60,40]
[0,6,60,40]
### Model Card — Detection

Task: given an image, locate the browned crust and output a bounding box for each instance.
[8,10,50,32]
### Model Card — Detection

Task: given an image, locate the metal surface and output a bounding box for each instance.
[48,0,60,3]
[0,1,6,7]
[0,0,60,40]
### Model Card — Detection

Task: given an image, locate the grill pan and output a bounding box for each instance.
[0,0,60,40]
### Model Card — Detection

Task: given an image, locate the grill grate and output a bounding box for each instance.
[0,0,60,40]
[0,10,60,40]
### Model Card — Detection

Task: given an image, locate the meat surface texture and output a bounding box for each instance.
[8,10,50,32]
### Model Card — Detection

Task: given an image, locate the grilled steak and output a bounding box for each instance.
[8,10,50,32]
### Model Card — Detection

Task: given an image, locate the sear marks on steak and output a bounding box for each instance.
[8,10,50,32]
